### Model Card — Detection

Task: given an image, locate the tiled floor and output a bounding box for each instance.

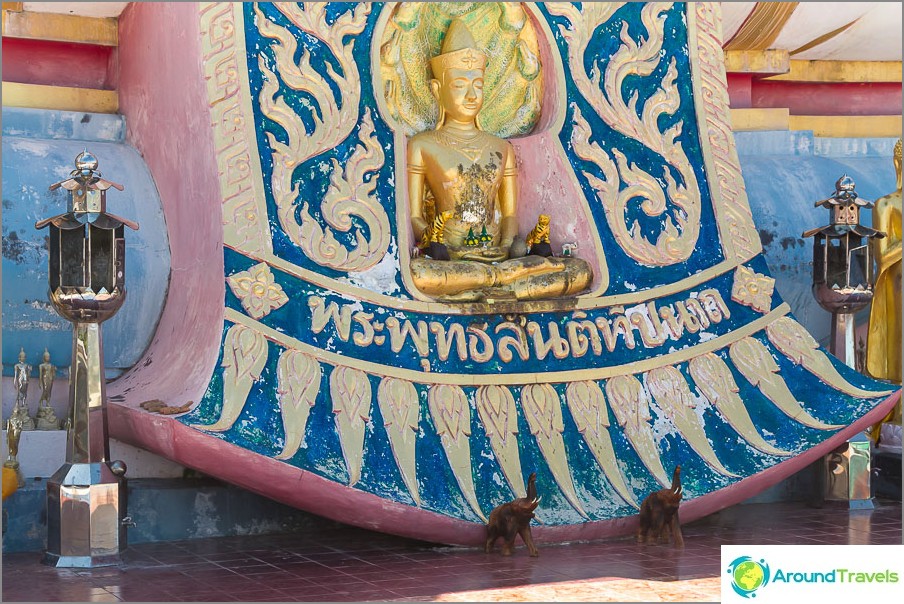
[2,500,901,603]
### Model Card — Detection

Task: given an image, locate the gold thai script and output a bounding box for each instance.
[307,289,730,366]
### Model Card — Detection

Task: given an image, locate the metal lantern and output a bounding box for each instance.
[35,150,139,567]
[803,175,884,365]
[803,175,884,510]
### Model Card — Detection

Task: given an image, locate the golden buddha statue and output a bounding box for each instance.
[867,138,902,385]
[407,19,592,302]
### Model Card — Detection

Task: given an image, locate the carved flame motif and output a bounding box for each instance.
[257,3,366,163]
[731,265,775,314]
[730,337,842,430]
[274,349,322,460]
[644,366,737,477]
[330,366,373,486]
[427,384,486,522]
[521,384,588,518]
[295,111,390,272]
[553,3,702,266]
[687,353,790,457]
[257,4,390,272]
[226,263,289,319]
[766,317,893,398]
[475,385,526,498]
[193,324,268,432]
[377,377,421,506]
[604,375,671,487]
[565,381,638,509]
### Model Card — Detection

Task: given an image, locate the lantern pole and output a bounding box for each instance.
[35,151,139,567]
[803,175,885,510]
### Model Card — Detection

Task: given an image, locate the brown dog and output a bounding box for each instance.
[636,465,684,548]
[485,472,541,557]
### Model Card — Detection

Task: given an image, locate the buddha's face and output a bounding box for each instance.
[434,68,484,123]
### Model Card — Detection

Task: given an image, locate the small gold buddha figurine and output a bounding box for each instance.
[407,19,592,302]
[10,348,35,431]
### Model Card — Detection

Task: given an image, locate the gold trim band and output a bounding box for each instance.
[1,9,118,46]
[766,60,903,83]
[730,108,791,132]
[724,50,790,75]
[789,115,903,139]
[1,82,118,113]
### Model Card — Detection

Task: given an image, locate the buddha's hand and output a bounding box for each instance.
[458,246,510,263]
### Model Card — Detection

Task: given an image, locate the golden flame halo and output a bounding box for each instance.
[379,2,543,138]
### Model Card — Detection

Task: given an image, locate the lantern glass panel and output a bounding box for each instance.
[88,225,114,292]
[813,237,826,284]
[60,226,86,288]
[49,226,61,290]
[825,237,847,288]
[849,241,868,287]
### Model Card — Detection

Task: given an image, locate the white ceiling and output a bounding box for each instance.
[722,2,902,61]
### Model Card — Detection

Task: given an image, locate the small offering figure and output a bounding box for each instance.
[13,348,30,409]
[10,348,35,431]
[38,349,55,408]
[35,350,60,430]
[4,415,26,488]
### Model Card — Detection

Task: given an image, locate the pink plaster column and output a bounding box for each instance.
[110,2,224,411]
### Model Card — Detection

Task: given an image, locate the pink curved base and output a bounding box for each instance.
[108,389,900,546]
[108,3,902,548]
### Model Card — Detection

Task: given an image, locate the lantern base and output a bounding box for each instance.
[43,462,127,568]
[824,432,874,510]
[42,552,122,569]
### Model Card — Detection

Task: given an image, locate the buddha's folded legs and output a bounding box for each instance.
[410,258,499,296]
[410,256,591,301]
[508,258,593,301]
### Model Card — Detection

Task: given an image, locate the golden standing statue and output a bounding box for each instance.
[407,19,592,302]
[867,139,902,385]
[867,139,902,442]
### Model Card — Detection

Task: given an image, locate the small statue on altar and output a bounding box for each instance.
[35,349,60,430]
[4,415,26,488]
[10,348,35,431]
[407,19,592,302]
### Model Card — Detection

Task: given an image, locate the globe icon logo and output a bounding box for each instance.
[727,556,770,598]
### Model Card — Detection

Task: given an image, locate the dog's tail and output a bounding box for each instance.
[670,465,682,497]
